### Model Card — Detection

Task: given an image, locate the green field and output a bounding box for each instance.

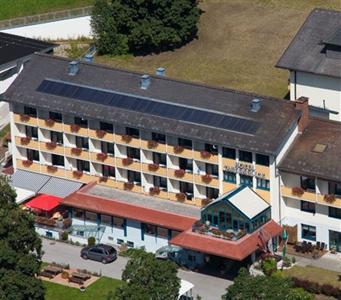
[44,277,121,300]
[0,0,93,21]
[94,0,340,98]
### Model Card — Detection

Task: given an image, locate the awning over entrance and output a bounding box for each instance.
[25,194,62,212]
[170,220,282,261]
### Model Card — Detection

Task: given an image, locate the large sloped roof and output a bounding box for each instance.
[276,8,341,78]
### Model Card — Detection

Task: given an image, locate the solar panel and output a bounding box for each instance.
[36,79,260,135]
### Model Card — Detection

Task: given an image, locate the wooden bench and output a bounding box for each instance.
[39,270,55,279]
[69,276,84,285]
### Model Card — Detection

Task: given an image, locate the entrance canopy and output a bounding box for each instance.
[25,194,62,212]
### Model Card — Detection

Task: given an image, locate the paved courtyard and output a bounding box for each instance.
[42,239,231,299]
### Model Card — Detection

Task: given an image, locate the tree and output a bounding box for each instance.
[222,268,313,300]
[91,0,201,55]
[113,251,180,300]
[0,176,44,300]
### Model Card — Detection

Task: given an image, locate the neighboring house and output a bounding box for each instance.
[277,8,341,122]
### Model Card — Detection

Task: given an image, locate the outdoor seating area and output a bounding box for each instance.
[280,241,327,259]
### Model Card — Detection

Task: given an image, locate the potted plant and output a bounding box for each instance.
[147,140,158,149]
[46,141,57,149]
[20,114,30,122]
[149,186,160,195]
[122,157,133,165]
[122,134,132,143]
[96,129,106,138]
[73,170,83,178]
[200,150,211,159]
[174,169,185,178]
[70,124,80,133]
[22,160,33,167]
[173,145,184,154]
[291,186,304,196]
[176,192,186,201]
[99,176,108,182]
[45,118,55,126]
[324,194,336,203]
[47,165,58,172]
[202,174,212,183]
[71,147,82,155]
[201,198,212,206]
[148,163,159,171]
[124,182,134,190]
[61,271,69,280]
[80,286,86,292]
[96,152,108,161]
[20,136,31,144]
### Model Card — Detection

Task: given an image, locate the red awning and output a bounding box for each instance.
[25,194,62,212]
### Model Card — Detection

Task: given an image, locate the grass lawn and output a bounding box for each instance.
[94,0,340,98]
[0,0,93,21]
[44,276,121,300]
[284,265,341,289]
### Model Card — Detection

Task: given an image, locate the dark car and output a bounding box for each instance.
[81,244,117,264]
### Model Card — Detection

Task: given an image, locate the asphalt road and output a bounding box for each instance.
[42,239,232,300]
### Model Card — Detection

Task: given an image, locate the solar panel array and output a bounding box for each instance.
[37,79,260,135]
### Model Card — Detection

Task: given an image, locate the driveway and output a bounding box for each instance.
[42,239,231,300]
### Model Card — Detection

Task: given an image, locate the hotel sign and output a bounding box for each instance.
[224,162,266,178]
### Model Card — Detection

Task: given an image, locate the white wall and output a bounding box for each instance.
[1,16,92,40]
[290,71,341,121]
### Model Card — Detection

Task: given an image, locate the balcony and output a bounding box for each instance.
[65,170,93,183]
[88,129,114,142]
[90,152,115,166]
[38,118,63,131]
[96,176,118,188]
[194,173,219,188]
[41,165,67,178]
[116,157,141,172]
[221,157,236,169]
[115,134,141,147]
[17,159,41,172]
[140,140,167,153]
[193,150,219,164]
[65,147,90,160]
[116,181,143,193]
[35,216,72,230]
[168,145,193,159]
[141,163,167,177]
[255,164,270,179]
[168,191,197,206]
[146,186,169,199]
[15,136,39,149]
[64,124,88,137]
[169,168,194,182]
[14,113,38,126]
[222,181,237,194]
[40,141,64,155]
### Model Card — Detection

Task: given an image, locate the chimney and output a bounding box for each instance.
[140,74,151,89]
[250,98,261,112]
[156,67,166,76]
[295,96,309,132]
[83,54,93,63]
[68,61,80,76]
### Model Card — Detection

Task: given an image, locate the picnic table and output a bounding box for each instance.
[44,265,63,275]
[71,272,91,281]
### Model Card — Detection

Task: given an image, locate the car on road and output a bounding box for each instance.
[81,244,117,264]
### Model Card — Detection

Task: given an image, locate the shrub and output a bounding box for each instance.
[261,257,277,276]
[61,231,68,241]
[282,256,291,268]
[61,271,69,279]
[291,256,296,264]
[88,236,96,247]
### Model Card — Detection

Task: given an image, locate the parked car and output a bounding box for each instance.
[81,244,117,264]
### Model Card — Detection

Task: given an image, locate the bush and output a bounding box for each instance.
[291,256,296,264]
[262,257,277,276]
[282,256,292,268]
[88,236,96,246]
[61,231,68,241]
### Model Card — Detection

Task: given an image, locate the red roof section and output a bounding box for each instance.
[170,220,282,261]
[26,194,62,212]
[62,190,196,231]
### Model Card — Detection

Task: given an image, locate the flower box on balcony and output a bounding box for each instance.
[20,114,31,122]
[96,152,108,161]
[200,150,211,159]
[73,170,83,178]
[96,129,106,138]
[149,186,160,196]
[174,169,185,178]
[201,198,213,206]
[99,176,108,183]
[122,157,133,166]
[20,136,31,145]
[176,192,186,201]
[148,163,159,172]
[70,124,80,133]
[45,118,55,127]
[147,140,158,149]
[324,194,336,203]
[122,135,132,143]
[47,165,58,172]
[46,141,57,150]
[173,145,184,154]
[291,186,304,197]
[22,160,33,167]
[71,147,82,156]
[124,182,134,190]
[201,174,213,184]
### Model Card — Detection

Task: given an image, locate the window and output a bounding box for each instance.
[301,176,315,191]
[117,239,124,245]
[178,138,192,149]
[256,154,269,166]
[206,187,219,199]
[153,176,167,189]
[153,152,166,166]
[113,217,125,228]
[128,170,141,184]
[219,211,225,223]
[76,159,90,172]
[180,182,193,198]
[50,131,63,144]
[52,154,64,167]
[25,126,38,139]
[239,150,252,163]
[126,127,139,138]
[301,201,316,213]
[152,132,166,144]
[27,149,39,162]
[157,227,168,238]
[127,241,134,248]
[222,147,236,159]
[100,122,113,133]
[100,214,112,226]
[49,111,62,122]
[225,213,232,226]
[223,171,236,183]
[301,224,316,241]
[102,165,115,178]
[85,211,97,222]
[74,116,88,127]
[257,178,270,190]
[24,106,37,117]
[329,182,341,196]
[127,147,140,160]
[76,136,89,150]
[74,209,84,219]
[205,143,218,155]
[145,224,156,235]
[240,175,253,187]
[206,163,218,176]
[329,207,341,219]
[101,142,114,155]
[179,158,193,172]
